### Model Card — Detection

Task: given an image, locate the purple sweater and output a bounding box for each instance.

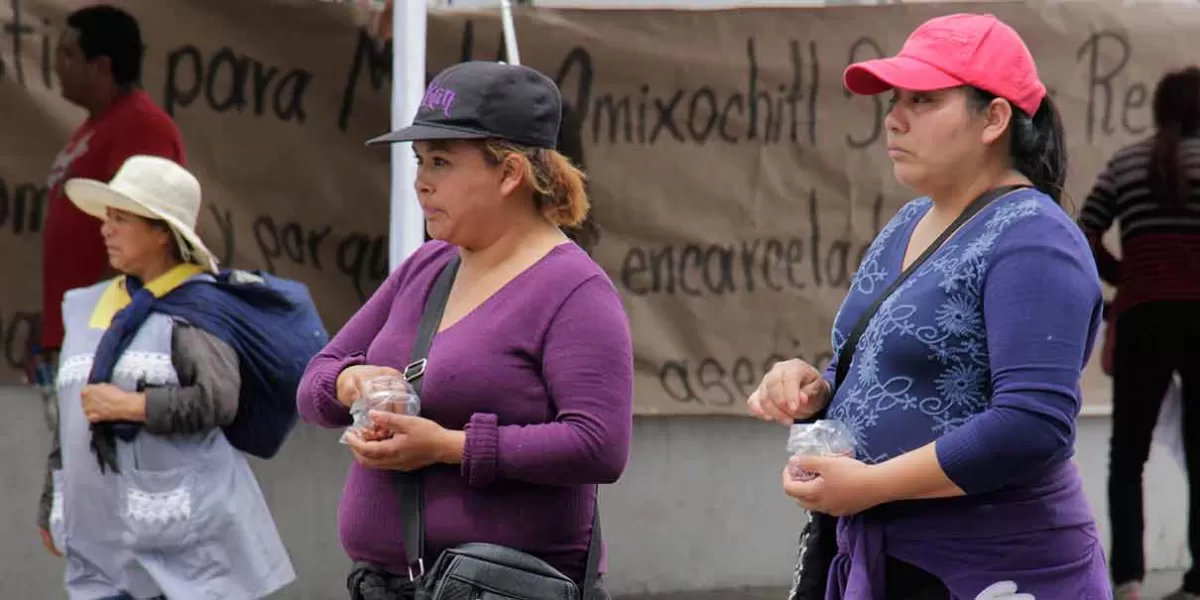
[296,240,634,582]
[824,190,1102,491]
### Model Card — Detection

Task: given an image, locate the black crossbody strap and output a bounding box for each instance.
[399,256,460,578]
[832,185,1028,391]
[582,497,602,597]
[398,255,603,598]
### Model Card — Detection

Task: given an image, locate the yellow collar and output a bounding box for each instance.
[88,263,208,329]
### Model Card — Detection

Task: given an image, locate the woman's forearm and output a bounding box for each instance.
[868,442,966,504]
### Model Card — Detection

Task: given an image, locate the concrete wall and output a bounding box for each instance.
[0,385,1188,598]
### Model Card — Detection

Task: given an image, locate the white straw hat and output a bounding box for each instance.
[64,155,218,273]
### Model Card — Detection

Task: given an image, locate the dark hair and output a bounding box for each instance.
[968,88,1068,205]
[66,5,144,86]
[1150,67,1200,207]
[144,218,185,262]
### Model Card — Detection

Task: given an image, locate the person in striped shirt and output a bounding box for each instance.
[1079,66,1200,600]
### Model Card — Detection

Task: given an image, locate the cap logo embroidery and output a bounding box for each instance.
[421,83,456,117]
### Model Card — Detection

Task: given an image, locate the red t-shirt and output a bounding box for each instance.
[41,90,186,349]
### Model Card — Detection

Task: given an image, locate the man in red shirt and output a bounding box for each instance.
[35,5,186,560]
[41,5,186,357]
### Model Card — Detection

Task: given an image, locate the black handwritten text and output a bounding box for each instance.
[164,45,312,123]
[620,192,885,296]
[0,178,47,235]
[659,345,834,407]
[1077,31,1151,143]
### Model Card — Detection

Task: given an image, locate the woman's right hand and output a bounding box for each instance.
[335,365,404,408]
[39,527,61,557]
[747,359,831,425]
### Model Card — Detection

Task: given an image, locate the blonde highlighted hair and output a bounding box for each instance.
[482,139,590,228]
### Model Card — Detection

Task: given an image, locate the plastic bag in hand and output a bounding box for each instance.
[339,375,421,445]
[786,419,856,481]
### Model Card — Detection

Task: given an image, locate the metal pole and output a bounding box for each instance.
[389,0,429,271]
[500,0,521,65]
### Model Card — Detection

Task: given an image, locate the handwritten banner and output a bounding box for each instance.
[1,0,1182,414]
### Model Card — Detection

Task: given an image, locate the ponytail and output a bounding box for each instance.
[1011,97,1068,205]
[482,140,591,229]
[1150,67,1200,208]
[969,89,1068,205]
[539,150,590,227]
[555,105,602,254]
[1150,124,1187,207]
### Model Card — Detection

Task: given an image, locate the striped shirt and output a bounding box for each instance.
[1078,136,1200,313]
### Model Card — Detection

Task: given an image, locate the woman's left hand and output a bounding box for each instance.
[781,454,889,517]
[80,384,144,423]
[343,410,465,472]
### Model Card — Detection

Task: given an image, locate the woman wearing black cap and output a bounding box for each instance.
[297,61,632,600]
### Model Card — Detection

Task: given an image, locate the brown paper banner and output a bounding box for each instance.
[3,0,1182,414]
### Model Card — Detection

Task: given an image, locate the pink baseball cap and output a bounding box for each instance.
[843,13,1046,116]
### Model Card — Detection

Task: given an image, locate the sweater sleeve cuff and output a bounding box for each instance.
[312,353,366,426]
[462,413,500,488]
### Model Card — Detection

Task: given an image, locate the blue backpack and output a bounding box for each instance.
[152,270,330,459]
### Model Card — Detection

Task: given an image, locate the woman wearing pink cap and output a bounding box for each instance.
[747,13,1111,599]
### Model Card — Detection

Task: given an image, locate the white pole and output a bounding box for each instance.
[500,0,521,65]
[390,0,429,272]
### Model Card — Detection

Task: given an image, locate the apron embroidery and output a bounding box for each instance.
[125,487,193,525]
[56,352,176,389]
[51,490,64,525]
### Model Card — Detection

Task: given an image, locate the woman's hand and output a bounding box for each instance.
[80,384,145,423]
[336,365,404,408]
[781,454,888,517]
[343,410,465,472]
[748,359,831,425]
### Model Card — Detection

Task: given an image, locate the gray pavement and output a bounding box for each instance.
[617,569,1187,599]
[1139,570,1186,597]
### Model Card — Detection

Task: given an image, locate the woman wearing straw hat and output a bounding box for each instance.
[38,155,297,600]
[748,13,1110,599]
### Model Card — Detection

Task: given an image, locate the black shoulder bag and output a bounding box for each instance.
[787,185,1028,600]
[397,256,603,600]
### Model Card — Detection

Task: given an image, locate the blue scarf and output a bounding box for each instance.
[89,271,306,473]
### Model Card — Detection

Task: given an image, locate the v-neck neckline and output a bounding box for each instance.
[435,242,574,336]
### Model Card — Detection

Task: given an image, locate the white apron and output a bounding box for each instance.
[50,279,295,600]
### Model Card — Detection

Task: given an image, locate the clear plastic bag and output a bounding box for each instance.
[786,419,856,481]
[339,375,421,444]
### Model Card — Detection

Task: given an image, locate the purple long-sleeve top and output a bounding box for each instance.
[296,240,634,582]
[824,190,1103,494]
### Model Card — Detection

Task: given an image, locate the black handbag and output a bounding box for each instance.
[396,256,602,600]
[786,185,1028,599]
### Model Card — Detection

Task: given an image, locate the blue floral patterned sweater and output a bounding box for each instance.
[823,188,1104,494]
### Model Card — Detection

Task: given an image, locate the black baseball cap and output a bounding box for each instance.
[366,61,562,149]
